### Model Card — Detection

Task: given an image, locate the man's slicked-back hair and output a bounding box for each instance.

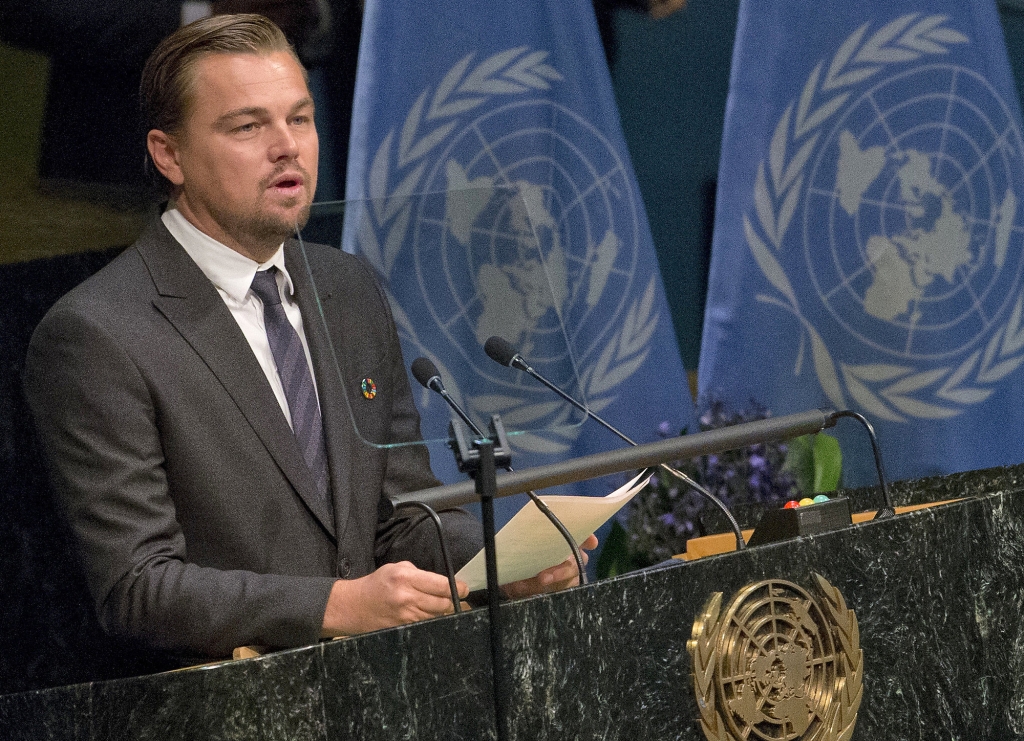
[141,13,302,138]
[140,14,305,193]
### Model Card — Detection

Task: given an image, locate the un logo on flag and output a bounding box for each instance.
[356,48,660,453]
[747,14,1024,422]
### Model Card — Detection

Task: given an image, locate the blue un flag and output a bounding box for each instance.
[699,2,1024,484]
[344,0,694,497]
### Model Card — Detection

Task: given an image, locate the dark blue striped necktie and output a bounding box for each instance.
[250,267,332,511]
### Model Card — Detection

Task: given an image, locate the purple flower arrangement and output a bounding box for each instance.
[623,399,799,566]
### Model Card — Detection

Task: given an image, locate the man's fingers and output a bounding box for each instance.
[534,557,579,586]
[405,592,456,618]
[545,535,595,580]
[409,571,470,602]
[495,537,600,601]
[406,566,465,599]
[383,562,461,615]
[545,576,579,593]
[324,563,466,635]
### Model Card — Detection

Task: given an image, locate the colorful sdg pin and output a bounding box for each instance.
[361,377,377,400]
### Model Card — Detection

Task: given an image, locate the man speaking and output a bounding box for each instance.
[24,14,588,659]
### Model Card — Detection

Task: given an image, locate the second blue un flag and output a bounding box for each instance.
[700,1,1024,484]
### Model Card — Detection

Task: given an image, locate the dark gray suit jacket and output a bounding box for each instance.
[24,219,481,657]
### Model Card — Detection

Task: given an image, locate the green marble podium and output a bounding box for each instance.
[4,462,1024,740]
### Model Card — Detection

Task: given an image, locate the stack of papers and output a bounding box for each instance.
[456,471,653,591]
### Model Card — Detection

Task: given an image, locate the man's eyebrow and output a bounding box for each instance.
[215,98,314,126]
[216,106,268,126]
[290,97,315,114]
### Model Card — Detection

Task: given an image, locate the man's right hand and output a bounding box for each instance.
[320,561,469,637]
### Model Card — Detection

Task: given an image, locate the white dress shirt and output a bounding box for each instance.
[161,207,319,428]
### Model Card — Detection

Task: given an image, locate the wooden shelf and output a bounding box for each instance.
[677,499,962,561]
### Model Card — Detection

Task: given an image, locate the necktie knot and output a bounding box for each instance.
[251,267,283,307]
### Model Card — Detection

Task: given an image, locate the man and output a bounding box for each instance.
[25,14,590,659]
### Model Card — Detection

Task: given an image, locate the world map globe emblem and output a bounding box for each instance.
[803,63,1024,361]
[404,98,644,391]
[688,576,862,741]
[351,47,666,446]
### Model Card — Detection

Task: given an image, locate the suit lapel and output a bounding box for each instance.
[136,220,337,539]
[286,242,355,542]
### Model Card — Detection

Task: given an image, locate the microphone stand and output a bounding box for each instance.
[446,419,510,741]
[393,409,841,510]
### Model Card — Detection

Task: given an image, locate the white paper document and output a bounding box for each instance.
[455,471,653,592]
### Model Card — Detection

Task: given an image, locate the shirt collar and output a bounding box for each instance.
[161,206,294,304]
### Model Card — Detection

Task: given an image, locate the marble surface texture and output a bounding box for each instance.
[4,463,1024,740]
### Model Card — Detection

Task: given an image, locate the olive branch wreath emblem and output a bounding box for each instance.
[747,14,1024,422]
[357,47,660,453]
[688,575,863,741]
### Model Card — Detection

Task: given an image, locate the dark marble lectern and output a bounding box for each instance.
[4,463,1024,740]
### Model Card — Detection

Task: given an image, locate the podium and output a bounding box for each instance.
[3,458,1024,739]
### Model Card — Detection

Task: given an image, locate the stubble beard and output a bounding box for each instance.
[217,187,313,258]
[241,198,311,246]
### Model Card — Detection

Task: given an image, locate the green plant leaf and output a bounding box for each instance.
[782,434,816,496]
[596,520,635,579]
[784,433,843,494]
[812,433,842,492]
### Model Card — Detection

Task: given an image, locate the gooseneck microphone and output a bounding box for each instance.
[411,358,481,434]
[484,335,747,551]
[411,357,588,584]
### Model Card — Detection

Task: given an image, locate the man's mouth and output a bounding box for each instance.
[268,172,306,195]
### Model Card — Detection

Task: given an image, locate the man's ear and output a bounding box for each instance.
[147,129,185,187]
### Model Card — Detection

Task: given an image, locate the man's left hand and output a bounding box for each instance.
[501,534,599,599]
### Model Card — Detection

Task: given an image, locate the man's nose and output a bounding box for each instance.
[268,122,300,160]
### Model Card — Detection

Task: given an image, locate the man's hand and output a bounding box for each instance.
[502,534,599,599]
[321,561,469,637]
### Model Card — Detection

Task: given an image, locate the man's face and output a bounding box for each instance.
[152,51,318,261]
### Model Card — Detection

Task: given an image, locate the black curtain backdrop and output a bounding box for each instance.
[0,248,176,695]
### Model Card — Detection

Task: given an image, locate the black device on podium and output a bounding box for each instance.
[747,497,854,547]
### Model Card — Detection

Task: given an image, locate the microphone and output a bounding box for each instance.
[411,356,444,392]
[484,335,747,551]
[411,357,480,435]
[411,357,589,584]
[483,336,530,373]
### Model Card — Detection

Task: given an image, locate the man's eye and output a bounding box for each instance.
[292,115,311,125]
[236,122,258,133]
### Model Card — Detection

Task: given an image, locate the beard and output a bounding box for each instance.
[214,166,314,254]
[226,198,312,246]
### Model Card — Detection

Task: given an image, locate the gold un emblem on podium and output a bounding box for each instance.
[688,574,862,741]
